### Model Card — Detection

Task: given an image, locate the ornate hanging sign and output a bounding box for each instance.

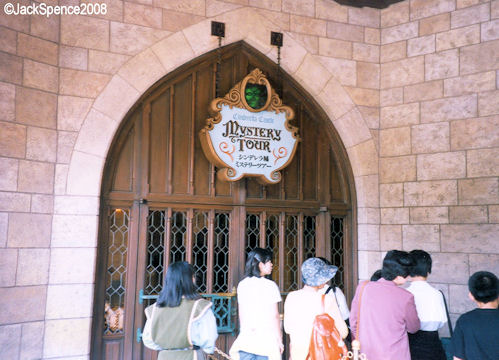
[200,68,300,184]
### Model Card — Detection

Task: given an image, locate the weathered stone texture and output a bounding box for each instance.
[479,90,499,116]
[353,43,379,63]
[458,178,499,205]
[0,213,7,247]
[380,183,404,207]
[430,253,468,284]
[358,224,380,251]
[0,158,18,191]
[7,213,52,248]
[444,71,496,97]
[410,207,449,224]
[419,13,450,36]
[460,40,499,75]
[404,180,458,206]
[481,19,499,41]
[436,25,480,52]
[381,22,418,44]
[49,248,96,284]
[412,122,450,154]
[467,148,499,177]
[0,193,31,212]
[490,205,499,223]
[318,37,352,59]
[451,115,499,150]
[26,127,57,163]
[380,127,411,157]
[404,80,443,102]
[61,14,110,51]
[0,249,18,287]
[410,0,456,21]
[16,249,50,286]
[417,152,466,180]
[0,53,23,85]
[59,69,111,97]
[449,284,475,313]
[354,174,380,207]
[110,22,170,56]
[315,0,348,22]
[425,49,459,80]
[450,206,488,224]
[327,21,363,42]
[407,34,436,57]
[451,3,490,28]
[31,194,54,214]
[469,254,499,276]
[57,96,93,132]
[290,15,326,37]
[124,1,163,28]
[381,1,409,28]
[30,8,60,42]
[380,88,404,106]
[381,56,424,88]
[348,6,380,27]
[380,156,416,183]
[333,108,372,148]
[441,224,499,253]
[358,251,383,280]
[380,102,419,128]
[88,50,130,74]
[380,225,402,250]
[20,321,44,360]
[17,33,58,66]
[282,0,314,17]
[0,286,47,324]
[0,27,17,55]
[345,87,379,107]
[17,161,54,194]
[0,82,15,122]
[380,41,406,63]
[0,324,21,359]
[23,59,58,93]
[57,131,78,164]
[16,87,57,128]
[59,46,88,71]
[402,224,440,251]
[46,284,93,319]
[421,95,477,123]
[43,318,91,358]
[365,28,381,45]
[381,207,409,224]
[52,215,98,248]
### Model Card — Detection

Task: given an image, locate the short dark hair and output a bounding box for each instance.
[157,261,200,307]
[370,269,382,281]
[244,247,272,278]
[409,250,432,277]
[381,250,414,281]
[468,271,498,303]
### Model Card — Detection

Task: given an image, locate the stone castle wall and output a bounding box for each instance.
[0,0,497,358]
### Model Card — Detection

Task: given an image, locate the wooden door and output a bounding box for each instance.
[91,41,355,360]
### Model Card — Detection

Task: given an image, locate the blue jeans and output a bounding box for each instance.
[239,351,268,360]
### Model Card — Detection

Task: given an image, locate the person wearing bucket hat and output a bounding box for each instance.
[284,257,348,360]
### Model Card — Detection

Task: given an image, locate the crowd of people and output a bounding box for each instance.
[142,249,498,360]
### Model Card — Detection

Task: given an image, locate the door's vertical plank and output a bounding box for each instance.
[186,209,194,263]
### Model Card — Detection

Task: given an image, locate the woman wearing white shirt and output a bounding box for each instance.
[406,250,447,360]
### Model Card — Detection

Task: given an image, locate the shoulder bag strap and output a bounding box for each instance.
[439,290,453,336]
[355,281,369,340]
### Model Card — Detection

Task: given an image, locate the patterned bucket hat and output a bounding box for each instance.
[301,257,338,287]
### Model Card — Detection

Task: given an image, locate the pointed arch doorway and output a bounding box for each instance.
[91,41,357,360]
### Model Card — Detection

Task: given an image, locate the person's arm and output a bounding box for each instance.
[142,306,163,351]
[349,288,359,339]
[191,307,219,354]
[325,294,348,339]
[333,287,350,321]
[272,302,284,353]
[405,295,420,334]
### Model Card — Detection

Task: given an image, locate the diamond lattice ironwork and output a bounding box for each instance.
[330,216,345,288]
[146,210,165,298]
[193,211,209,293]
[170,211,187,264]
[266,214,280,284]
[213,213,230,293]
[303,215,316,260]
[284,215,298,291]
[245,214,260,255]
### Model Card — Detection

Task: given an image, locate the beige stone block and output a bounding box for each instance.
[494,0,499,19]
[254,8,291,31]
[458,178,499,205]
[154,0,205,15]
[490,205,499,223]
[43,318,91,358]
[317,78,355,120]
[457,0,490,9]
[318,37,352,59]
[0,287,47,325]
[66,151,104,196]
[0,26,17,55]
[358,251,383,281]
[417,152,466,181]
[353,43,379,63]
[16,249,50,286]
[23,59,58,93]
[358,106,379,129]
[88,50,130,74]
[450,205,488,223]
[410,0,456,21]
[31,194,54,214]
[0,158,18,191]
[20,321,44,360]
[479,90,499,116]
[0,249,18,287]
[467,148,499,177]
[380,183,404,207]
[449,284,475,313]
[357,62,380,90]
[442,224,499,253]
[0,82,15,122]
[16,87,57,128]
[59,46,88,71]
[364,29,379,46]
[407,34,436,57]
[380,88,403,106]
[0,0,29,31]
[404,180,458,206]
[49,248,96,284]
[0,53,22,85]
[54,164,69,195]
[358,224,380,251]
[451,3,490,28]
[327,21,363,42]
[380,156,416,183]
[436,25,480,52]
[358,207,380,224]
[61,14,109,51]
[118,49,166,93]
[381,1,409,27]
[0,192,31,212]
[54,196,99,216]
[469,254,499,276]
[421,94,477,123]
[380,127,411,157]
[315,0,348,22]
[52,215,98,248]
[333,108,372,148]
[355,174,380,207]
[380,41,406,63]
[317,57,356,86]
[26,127,57,163]
[404,80,443,103]
[344,87,379,107]
[460,40,499,75]
[290,15,326,37]
[17,161,54,194]
[410,207,449,224]
[56,132,74,165]
[412,122,450,154]
[161,10,204,32]
[30,6,59,42]
[381,22,418,45]
[380,56,424,89]
[419,13,451,36]
[59,69,110,98]
[17,33,58,66]
[290,33,318,55]
[0,213,7,247]
[124,1,162,28]
[431,253,468,284]
[7,213,52,247]
[207,0,244,16]
[110,22,170,56]
[380,225,402,251]
[282,0,314,17]
[80,0,123,21]
[74,110,116,158]
[348,141,379,177]
[444,71,496,97]
[248,0,280,11]
[381,207,409,225]
[451,115,499,150]
[46,284,93,319]
[58,96,93,131]
[402,224,440,251]
[348,6,380,28]
[380,102,419,128]
[295,54,331,96]
[482,19,499,41]
[425,49,459,80]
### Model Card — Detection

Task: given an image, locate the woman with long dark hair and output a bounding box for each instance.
[229,248,283,360]
[142,261,218,360]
